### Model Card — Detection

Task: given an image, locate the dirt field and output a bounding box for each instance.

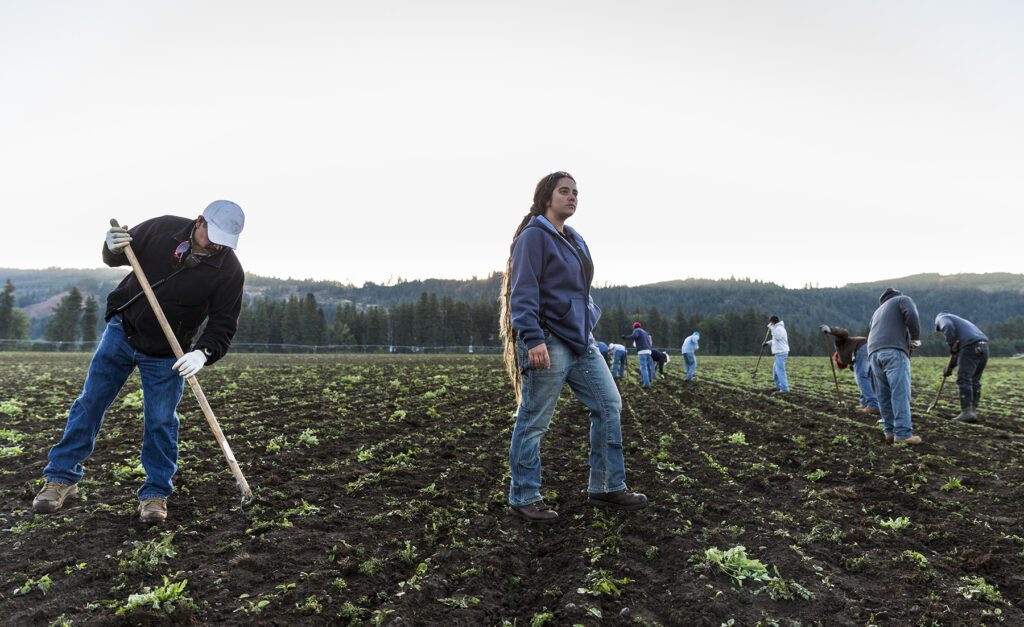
[1,353,1022,625]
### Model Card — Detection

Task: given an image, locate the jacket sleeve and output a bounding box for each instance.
[509,229,546,350]
[902,298,922,342]
[937,317,958,349]
[830,326,850,340]
[191,264,244,365]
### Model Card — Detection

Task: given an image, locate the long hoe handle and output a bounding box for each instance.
[751,329,771,383]
[925,354,955,413]
[822,332,841,404]
[111,219,254,504]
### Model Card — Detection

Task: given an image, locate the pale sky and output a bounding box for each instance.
[2,1,1021,288]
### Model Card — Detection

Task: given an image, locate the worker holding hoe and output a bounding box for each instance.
[764,316,790,393]
[820,324,880,415]
[33,201,246,524]
[934,312,989,423]
[867,288,923,445]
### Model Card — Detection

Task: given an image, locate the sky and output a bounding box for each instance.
[1,0,1021,289]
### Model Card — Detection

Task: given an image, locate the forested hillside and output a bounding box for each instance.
[1,268,1021,355]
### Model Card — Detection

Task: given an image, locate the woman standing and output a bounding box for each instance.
[499,171,647,523]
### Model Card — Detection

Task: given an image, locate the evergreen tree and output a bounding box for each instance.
[0,279,15,338]
[45,287,84,348]
[281,296,302,345]
[365,306,388,346]
[80,296,99,343]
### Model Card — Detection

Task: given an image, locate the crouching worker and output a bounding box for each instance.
[934,312,989,423]
[499,171,647,523]
[33,201,246,524]
[820,324,879,415]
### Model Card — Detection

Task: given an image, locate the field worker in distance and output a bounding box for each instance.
[596,340,611,367]
[650,348,669,380]
[820,324,879,415]
[608,341,628,378]
[499,171,647,523]
[934,312,989,424]
[623,322,654,388]
[764,316,790,393]
[33,201,246,524]
[681,331,700,381]
[868,288,922,445]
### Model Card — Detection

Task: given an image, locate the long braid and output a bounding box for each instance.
[500,213,539,404]
[499,171,575,405]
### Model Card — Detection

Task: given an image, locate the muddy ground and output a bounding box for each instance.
[1,353,1022,625]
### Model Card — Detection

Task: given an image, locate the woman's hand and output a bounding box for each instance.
[528,343,551,369]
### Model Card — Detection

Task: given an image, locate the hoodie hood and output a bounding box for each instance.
[879,287,901,304]
[935,311,950,332]
[693,331,700,338]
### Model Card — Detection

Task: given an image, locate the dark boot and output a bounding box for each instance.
[588,489,648,511]
[511,501,558,524]
[953,405,977,423]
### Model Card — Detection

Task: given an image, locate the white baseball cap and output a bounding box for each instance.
[202,200,245,249]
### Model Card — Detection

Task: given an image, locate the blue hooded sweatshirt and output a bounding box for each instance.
[681,332,700,355]
[934,312,988,350]
[509,215,601,356]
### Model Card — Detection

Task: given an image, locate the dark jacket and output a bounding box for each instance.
[624,327,652,351]
[651,348,668,364]
[827,326,867,366]
[866,288,921,357]
[103,215,244,364]
[509,215,601,356]
[935,312,988,369]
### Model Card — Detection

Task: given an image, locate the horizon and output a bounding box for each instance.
[2,2,1022,290]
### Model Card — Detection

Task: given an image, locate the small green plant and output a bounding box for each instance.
[899,550,928,568]
[940,476,965,492]
[15,574,54,595]
[119,390,144,409]
[727,432,747,445]
[296,595,325,615]
[577,568,632,597]
[1,445,24,457]
[234,595,270,614]
[437,596,480,608]
[879,516,911,531]
[116,577,195,615]
[696,546,772,587]
[530,611,555,627]
[118,533,176,571]
[297,429,319,447]
[358,557,384,575]
[266,434,287,453]
[393,540,418,564]
[957,576,1006,604]
[805,469,829,482]
[0,398,25,415]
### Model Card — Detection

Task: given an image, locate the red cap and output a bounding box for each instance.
[632,322,642,328]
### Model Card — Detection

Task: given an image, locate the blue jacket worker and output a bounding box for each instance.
[650,348,669,379]
[820,325,879,414]
[499,171,647,523]
[867,288,922,445]
[623,322,654,387]
[34,201,247,524]
[934,312,989,423]
[764,316,790,393]
[681,331,700,381]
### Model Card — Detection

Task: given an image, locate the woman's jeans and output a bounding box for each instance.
[509,334,627,507]
[852,343,879,409]
[773,352,789,392]
[870,348,913,439]
[683,353,697,380]
[44,317,185,500]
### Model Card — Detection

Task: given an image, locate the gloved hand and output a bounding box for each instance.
[106,225,132,252]
[910,339,922,349]
[173,350,207,377]
[943,365,954,378]
[819,324,830,334]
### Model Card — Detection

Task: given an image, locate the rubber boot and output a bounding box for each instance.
[953,404,977,423]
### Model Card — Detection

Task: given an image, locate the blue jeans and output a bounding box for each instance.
[612,350,626,378]
[773,352,789,392]
[44,317,185,500]
[852,343,879,409]
[638,352,652,386]
[683,353,697,380]
[646,356,658,382]
[509,334,627,506]
[870,349,913,439]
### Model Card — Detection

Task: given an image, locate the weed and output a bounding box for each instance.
[577,568,632,597]
[695,546,773,587]
[15,574,54,595]
[358,557,384,575]
[0,398,25,415]
[118,533,176,571]
[899,550,928,568]
[957,576,1006,604]
[116,576,196,615]
[0,446,24,457]
[940,477,966,492]
[119,390,144,410]
[437,596,480,608]
[297,428,319,447]
[295,595,325,615]
[879,516,911,531]
[235,595,271,614]
[530,611,555,626]
[805,469,829,482]
[727,432,747,445]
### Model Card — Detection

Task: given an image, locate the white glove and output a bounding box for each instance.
[106,226,132,252]
[909,340,922,349]
[173,350,207,377]
[819,325,831,334]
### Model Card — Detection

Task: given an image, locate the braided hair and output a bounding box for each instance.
[499,171,576,403]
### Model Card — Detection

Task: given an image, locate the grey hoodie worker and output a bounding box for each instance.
[934,312,989,423]
[867,288,922,445]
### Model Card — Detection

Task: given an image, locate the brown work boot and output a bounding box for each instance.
[138,498,168,524]
[894,435,923,445]
[511,501,558,524]
[589,489,648,511]
[32,482,78,514]
[858,406,880,415]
